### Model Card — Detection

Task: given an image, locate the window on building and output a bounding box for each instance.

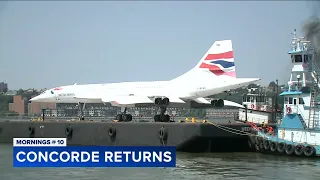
[304,55,308,63]
[289,97,293,104]
[284,97,288,104]
[294,55,302,62]
[291,55,295,63]
[299,98,305,104]
[242,96,246,102]
[257,96,265,102]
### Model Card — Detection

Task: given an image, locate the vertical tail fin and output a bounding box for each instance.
[172,40,237,82]
[196,40,236,77]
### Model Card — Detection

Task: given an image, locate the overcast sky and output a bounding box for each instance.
[0,1,316,90]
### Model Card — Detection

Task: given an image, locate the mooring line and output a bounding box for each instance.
[205,121,257,136]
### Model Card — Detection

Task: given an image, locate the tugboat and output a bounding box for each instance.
[248,29,320,157]
[238,87,280,124]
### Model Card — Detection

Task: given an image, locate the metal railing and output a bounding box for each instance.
[295,105,308,129]
[0,116,193,122]
[237,115,270,123]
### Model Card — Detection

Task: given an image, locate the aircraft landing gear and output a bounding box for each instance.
[224,90,231,96]
[154,106,170,122]
[115,107,133,122]
[77,102,85,120]
[153,97,171,122]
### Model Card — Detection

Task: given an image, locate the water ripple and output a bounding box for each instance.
[0,145,319,180]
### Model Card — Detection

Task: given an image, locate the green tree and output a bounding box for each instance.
[0,95,14,116]
[268,81,276,89]
[16,89,24,95]
[248,83,259,88]
[185,109,206,118]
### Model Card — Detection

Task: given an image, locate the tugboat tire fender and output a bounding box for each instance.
[285,144,295,155]
[263,139,270,150]
[248,139,253,149]
[304,145,315,157]
[259,142,265,152]
[28,126,35,135]
[249,135,256,145]
[65,126,73,136]
[277,142,286,153]
[255,144,260,151]
[255,136,262,145]
[108,126,116,137]
[158,127,168,140]
[270,142,277,152]
[294,145,305,156]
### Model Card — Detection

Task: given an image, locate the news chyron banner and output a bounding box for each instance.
[13,138,176,167]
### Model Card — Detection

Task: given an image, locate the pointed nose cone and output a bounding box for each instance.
[30,96,38,102]
[30,95,42,102]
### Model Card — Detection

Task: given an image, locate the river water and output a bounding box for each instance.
[1,144,319,180]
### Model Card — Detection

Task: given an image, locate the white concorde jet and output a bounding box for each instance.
[30,40,260,122]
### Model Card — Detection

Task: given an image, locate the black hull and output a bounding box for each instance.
[0,120,255,153]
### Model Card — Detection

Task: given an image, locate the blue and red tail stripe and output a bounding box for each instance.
[210,60,235,68]
[199,63,235,75]
[199,51,235,77]
[204,51,234,61]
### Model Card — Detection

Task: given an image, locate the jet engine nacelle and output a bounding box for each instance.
[210,99,224,108]
[154,97,170,106]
